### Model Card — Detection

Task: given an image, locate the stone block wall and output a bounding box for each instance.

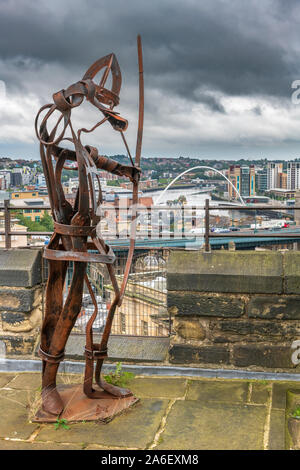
[0,249,43,356]
[167,250,300,371]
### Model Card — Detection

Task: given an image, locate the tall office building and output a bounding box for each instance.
[287,162,300,190]
[10,170,22,187]
[267,163,283,189]
[228,165,255,200]
[257,169,268,192]
[278,172,287,189]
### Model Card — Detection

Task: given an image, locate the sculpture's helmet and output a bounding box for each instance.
[81,53,128,131]
[82,53,121,109]
[35,53,128,146]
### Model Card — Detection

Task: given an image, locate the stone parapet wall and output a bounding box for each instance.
[0,249,43,356]
[167,250,300,371]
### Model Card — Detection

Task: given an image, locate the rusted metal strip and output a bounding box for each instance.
[118,35,144,305]
[54,222,97,236]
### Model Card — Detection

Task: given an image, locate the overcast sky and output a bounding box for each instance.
[1,0,300,160]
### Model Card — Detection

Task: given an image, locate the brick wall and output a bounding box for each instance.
[0,249,43,356]
[167,250,300,371]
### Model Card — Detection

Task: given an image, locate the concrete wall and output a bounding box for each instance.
[0,249,43,356]
[167,250,300,372]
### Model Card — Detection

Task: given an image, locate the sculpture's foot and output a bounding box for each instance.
[42,384,64,416]
[98,377,132,397]
[33,384,139,423]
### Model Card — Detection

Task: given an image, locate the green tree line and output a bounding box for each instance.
[14,211,54,232]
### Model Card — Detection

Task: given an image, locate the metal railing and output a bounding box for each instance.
[72,247,170,337]
[1,198,300,252]
[1,200,52,248]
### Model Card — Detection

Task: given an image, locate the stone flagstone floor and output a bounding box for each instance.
[0,372,299,450]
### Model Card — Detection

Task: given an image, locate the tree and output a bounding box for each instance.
[40,212,54,231]
[178,195,187,206]
[15,211,53,232]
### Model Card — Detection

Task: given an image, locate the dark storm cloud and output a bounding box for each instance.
[1,0,300,159]
[0,0,299,101]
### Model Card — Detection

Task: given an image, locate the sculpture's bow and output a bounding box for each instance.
[119,35,144,305]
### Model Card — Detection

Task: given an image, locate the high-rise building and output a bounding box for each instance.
[267,163,282,189]
[10,170,22,187]
[228,165,255,200]
[287,162,300,190]
[0,171,10,189]
[257,169,268,192]
[278,172,287,189]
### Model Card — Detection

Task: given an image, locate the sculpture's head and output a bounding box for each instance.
[35,53,128,147]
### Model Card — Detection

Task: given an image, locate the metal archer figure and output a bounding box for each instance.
[35,36,144,417]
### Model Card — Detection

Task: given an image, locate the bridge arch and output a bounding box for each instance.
[155,166,245,205]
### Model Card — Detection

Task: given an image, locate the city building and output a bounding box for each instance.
[228,165,255,200]
[287,161,300,190]
[10,191,49,222]
[120,179,158,190]
[0,221,28,247]
[0,170,11,189]
[267,163,282,189]
[278,171,287,189]
[11,190,39,200]
[266,188,296,199]
[266,162,287,190]
[256,169,268,192]
[36,174,46,187]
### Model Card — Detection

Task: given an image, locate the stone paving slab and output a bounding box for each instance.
[7,372,83,391]
[0,373,16,388]
[129,377,186,399]
[186,380,249,403]
[250,382,270,405]
[36,399,169,449]
[0,389,38,440]
[157,401,267,450]
[0,439,82,450]
[272,382,300,409]
[268,409,286,450]
[7,372,42,390]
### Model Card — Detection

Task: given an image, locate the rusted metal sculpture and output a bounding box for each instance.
[34,36,143,421]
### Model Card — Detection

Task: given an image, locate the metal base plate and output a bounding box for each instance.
[33,384,139,423]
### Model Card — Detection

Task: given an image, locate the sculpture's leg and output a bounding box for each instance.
[83,262,131,398]
[39,249,68,414]
[40,258,68,368]
[41,261,86,415]
[95,264,131,396]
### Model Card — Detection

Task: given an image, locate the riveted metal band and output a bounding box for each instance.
[38,346,65,364]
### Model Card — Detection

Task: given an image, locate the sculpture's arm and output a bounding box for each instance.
[92,154,140,184]
[51,144,140,184]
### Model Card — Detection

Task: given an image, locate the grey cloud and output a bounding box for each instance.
[1,0,300,159]
[0,0,299,99]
